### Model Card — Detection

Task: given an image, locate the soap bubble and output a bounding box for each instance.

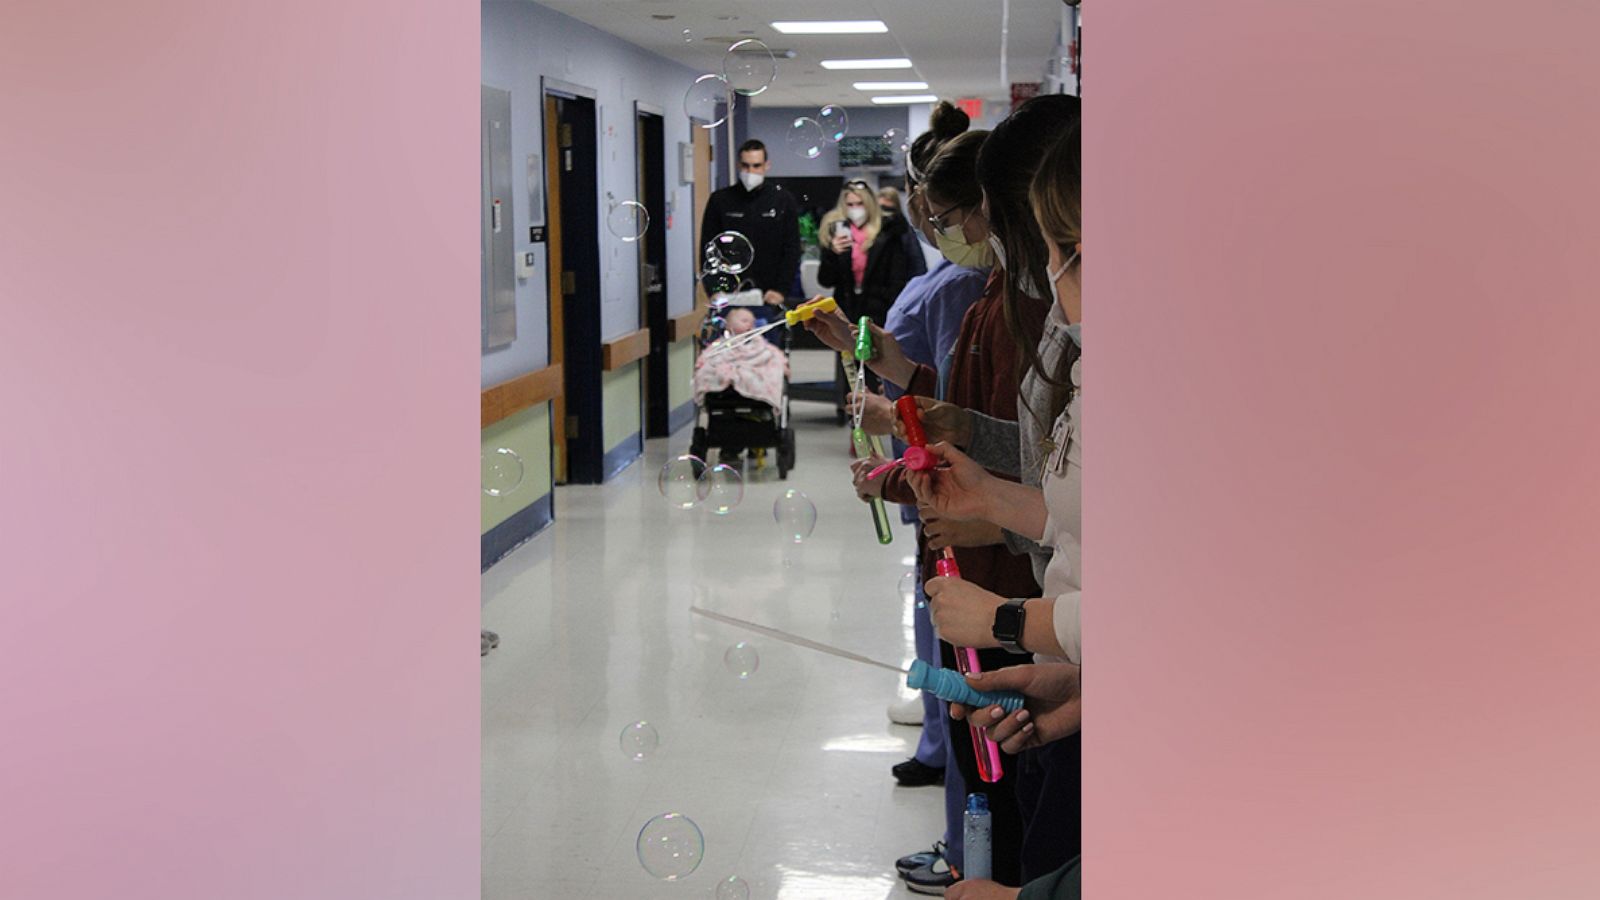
[620,721,659,761]
[481,447,524,497]
[658,455,705,509]
[716,876,752,900]
[773,488,817,542]
[722,39,776,96]
[637,813,704,880]
[606,200,649,241]
[786,116,825,160]
[681,28,694,43]
[818,105,849,143]
[724,642,759,678]
[684,73,730,128]
[882,126,910,154]
[702,270,740,296]
[697,463,743,514]
[709,231,755,274]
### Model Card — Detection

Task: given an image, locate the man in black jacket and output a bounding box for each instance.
[699,139,801,307]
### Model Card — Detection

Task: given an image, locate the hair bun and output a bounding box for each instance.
[928,100,970,140]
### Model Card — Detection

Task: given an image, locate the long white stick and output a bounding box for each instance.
[689,606,908,675]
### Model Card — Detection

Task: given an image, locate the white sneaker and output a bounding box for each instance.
[888,694,923,726]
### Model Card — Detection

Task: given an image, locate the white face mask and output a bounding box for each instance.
[987,233,1007,270]
[1043,248,1081,321]
[846,206,868,225]
[739,172,764,191]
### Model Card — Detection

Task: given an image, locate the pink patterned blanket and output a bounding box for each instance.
[692,336,787,410]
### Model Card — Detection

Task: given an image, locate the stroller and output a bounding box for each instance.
[688,298,798,479]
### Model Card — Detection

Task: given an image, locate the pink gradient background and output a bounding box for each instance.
[1092,2,1600,897]
[0,2,478,898]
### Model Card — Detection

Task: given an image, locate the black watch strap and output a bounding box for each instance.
[993,599,1028,654]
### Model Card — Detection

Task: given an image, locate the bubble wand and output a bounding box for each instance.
[843,316,893,545]
[898,397,1007,783]
[689,606,1023,712]
[700,296,838,359]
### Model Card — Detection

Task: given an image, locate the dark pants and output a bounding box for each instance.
[1016,732,1081,882]
[940,641,1026,886]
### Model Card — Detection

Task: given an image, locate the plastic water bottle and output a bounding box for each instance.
[963,793,992,882]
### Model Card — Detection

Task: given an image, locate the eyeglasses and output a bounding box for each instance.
[926,200,978,238]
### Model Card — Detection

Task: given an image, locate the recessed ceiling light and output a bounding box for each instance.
[650,14,674,20]
[820,58,913,70]
[771,20,888,34]
[852,81,928,91]
[870,94,939,105]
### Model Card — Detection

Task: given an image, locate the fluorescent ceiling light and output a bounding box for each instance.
[820,58,913,70]
[853,81,928,91]
[871,94,939,105]
[772,20,888,34]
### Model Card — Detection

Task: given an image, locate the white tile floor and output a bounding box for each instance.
[483,350,943,899]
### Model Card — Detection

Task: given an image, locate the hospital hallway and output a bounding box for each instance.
[481,349,942,899]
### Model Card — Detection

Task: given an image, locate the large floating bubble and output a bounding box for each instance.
[786,116,825,160]
[482,447,524,497]
[818,105,849,143]
[773,488,817,542]
[702,271,740,297]
[717,875,752,900]
[658,455,705,509]
[724,642,759,679]
[697,463,743,515]
[882,126,911,154]
[722,39,776,96]
[606,200,649,241]
[684,73,730,128]
[637,813,705,880]
[708,231,755,274]
[620,721,659,761]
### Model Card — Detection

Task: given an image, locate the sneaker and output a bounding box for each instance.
[888,695,924,726]
[905,857,958,895]
[891,757,945,788]
[480,630,499,657]
[896,841,945,877]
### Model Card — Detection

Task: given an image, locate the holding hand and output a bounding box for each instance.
[905,442,997,522]
[924,576,1005,648]
[850,455,889,501]
[846,390,895,436]
[830,231,851,254]
[894,396,973,447]
[800,306,854,355]
[950,663,1082,754]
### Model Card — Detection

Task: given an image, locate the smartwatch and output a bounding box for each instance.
[992,599,1028,654]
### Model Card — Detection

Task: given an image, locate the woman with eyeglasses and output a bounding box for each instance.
[817,179,916,329]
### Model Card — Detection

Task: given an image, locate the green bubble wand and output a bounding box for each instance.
[843,316,894,545]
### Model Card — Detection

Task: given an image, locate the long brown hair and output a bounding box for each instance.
[976,93,1081,428]
[1030,121,1082,424]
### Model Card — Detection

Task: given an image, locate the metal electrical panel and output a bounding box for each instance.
[482,85,516,351]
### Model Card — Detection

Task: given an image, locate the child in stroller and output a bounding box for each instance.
[690,307,797,476]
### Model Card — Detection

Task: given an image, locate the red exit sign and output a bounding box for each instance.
[956,97,984,120]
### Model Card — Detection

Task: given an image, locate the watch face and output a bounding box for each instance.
[993,601,1024,641]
